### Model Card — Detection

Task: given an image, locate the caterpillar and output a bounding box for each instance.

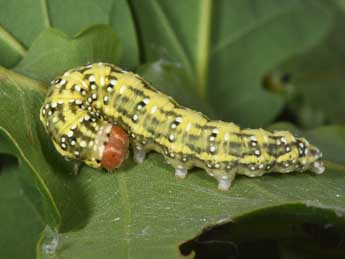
[40,63,325,191]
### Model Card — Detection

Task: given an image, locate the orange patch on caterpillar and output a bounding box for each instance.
[101,126,129,170]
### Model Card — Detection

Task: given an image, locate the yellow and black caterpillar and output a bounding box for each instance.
[40,63,325,191]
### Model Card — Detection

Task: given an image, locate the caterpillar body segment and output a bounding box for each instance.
[40,63,325,191]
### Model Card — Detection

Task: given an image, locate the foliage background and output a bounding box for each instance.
[0,0,344,258]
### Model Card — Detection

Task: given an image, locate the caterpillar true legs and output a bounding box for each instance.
[40,63,325,191]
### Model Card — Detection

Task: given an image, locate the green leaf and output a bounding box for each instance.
[15,25,122,82]
[0,0,138,68]
[1,66,344,258]
[131,0,333,126]
[275,3,345,128]
[0,162,44,259]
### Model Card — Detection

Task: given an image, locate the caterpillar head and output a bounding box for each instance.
[101,125,129,170]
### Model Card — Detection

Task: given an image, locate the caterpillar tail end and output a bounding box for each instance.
[308,147,325,175]
[101,126,129,170]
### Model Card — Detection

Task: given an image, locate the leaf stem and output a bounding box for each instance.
[41,0,51,28]
[0,25,27,57]
[196,0,212,99]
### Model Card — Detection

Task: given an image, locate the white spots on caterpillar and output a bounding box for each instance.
[169,152,175,158]
[171,123,177,129]
[277,139,281,145]
[75,100,82,105]
[51,102,57,108]
[85,64,93,68]
[110,79,117,86]
[71,140,76,146]
[119,85,127,94]
[135,145,142,151]
[169,134,175,142]
[137,104,143,110]
[209,146,216,153]
[84,115,90,121]
[80,141,87,148]
[87,97,92,103]
[250,135,257,141]
[131,133,136,138]
[57,100,64,105]
[298,142,304,148]
[285,145,291,152]
[212,128,219,134]
[88,141,94,147]
[221,175,228,180]
[143,98,150,105]
[284,162,290,168]
[254,149,261,156]
[209,172,215,176]
[226,164,232,170]
[209,136,216,142]
[151,106,158,114]
[91,93,97,100]
[182,157,188,162]
[215,163,220,169]
[91,84,97,90]
[71,125,77,130]
[52,117,58,123]
[132,114,138,122]
[61,137,66,143]
[176,117,183,123]
[45,104,50,109]
[48,110,53,116]
[250,165,256,171]
[266,165,272,170]
[141,140,147,145]
[81,90,87,96]
[224,133,230,141]
[304,148,309,156]
[74,151,79,156]
[74,85,81,92]
[42,108,46,115]
[207,163,212,168]
[186,122,192,131]
[251,140,257,147]
[89,75,96,82]
[103,96,109,103]
[61,143,67,149]
[281,137,287,144]
[107,86,113,92]
[67,131,73,137]
[59,79,67,86]
[259,164,264,169]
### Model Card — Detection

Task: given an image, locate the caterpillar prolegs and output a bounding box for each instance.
[40,63,325,191]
